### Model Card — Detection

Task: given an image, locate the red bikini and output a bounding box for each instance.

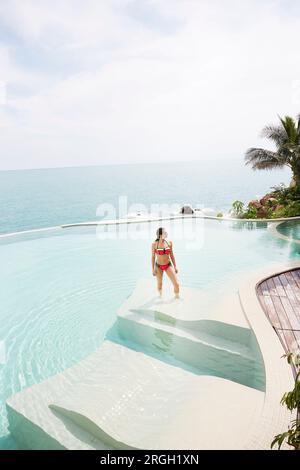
[155,240,172,271]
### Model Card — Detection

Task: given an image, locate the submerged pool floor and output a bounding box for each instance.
[0,219,299,448]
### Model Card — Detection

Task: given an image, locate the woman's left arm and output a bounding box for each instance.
[169,241,178,273]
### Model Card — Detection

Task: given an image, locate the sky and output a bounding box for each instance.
[0,0,300,170]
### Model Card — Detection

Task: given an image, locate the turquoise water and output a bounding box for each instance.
[277,219,300,241]
[0,160,295,449]
[1,217,300,449]
[0,159,291,235]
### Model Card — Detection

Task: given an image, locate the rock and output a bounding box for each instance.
[289,177,296,188]
[180,205,194,214]
[257,207,268,218]
[259,193,276,205]
[248,200,262,209]
[267,197,277,205]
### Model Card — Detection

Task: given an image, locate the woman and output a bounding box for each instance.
[151,227,180,299]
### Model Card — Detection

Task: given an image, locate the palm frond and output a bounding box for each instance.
[261,125,286,148]
[279,115,298,144]
[297,115,300,137]
[245,148,288,170]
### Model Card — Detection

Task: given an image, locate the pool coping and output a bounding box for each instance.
[238,260,299,450]
[267,220,300,245]
[1,214,300,239]
[61,214,300,228]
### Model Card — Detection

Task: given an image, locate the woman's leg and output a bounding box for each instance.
[156,264,163,297]
[165,265,180,297]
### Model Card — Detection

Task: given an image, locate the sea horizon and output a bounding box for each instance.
[0,155,243,173]
[0,157,291,235]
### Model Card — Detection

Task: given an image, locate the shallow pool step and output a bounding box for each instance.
[117,279,265,391]
[6,340,264,450]
[117,311,264,391]
[119,278,210,322]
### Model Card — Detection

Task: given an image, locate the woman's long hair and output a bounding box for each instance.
[155,227,165,241]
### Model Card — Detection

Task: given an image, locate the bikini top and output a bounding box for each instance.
[155,240,171,255]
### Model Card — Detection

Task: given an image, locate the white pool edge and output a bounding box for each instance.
[61,214,300,228]
[267,220,300,245]
[238,260,298,450]
[1,214,300,239]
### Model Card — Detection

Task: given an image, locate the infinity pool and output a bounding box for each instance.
[276,219,300,241]
[0,218,299,449]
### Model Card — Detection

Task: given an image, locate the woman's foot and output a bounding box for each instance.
[158,289,162,298]
[174,292,180,299]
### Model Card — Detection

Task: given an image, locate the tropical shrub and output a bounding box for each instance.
[231,182,300,219]
[231,200,244,217]
[271,352,300,450]
[241,205,257,219]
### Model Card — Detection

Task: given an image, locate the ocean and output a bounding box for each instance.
[0,158,291,235]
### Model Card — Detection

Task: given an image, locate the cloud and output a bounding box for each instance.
[0,0,300,169]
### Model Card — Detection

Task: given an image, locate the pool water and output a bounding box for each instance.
[276,219,300,241]
[0,218,299,449]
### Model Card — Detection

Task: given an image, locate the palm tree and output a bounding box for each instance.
[245,115,300,190]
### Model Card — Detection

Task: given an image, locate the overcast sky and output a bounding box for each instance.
[0,0,300,170]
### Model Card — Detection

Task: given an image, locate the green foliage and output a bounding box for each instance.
[231,182,300,219]
[271,207,286,218]
[270,182,288,195]
[231,200,244,217]
[266,207,274,218]
[240,204,257,219]
[282,202,300,217]
[270,183,300,204]
[271,352,300,450]
[245,114,300,191]
[271,421,300,450]
[241,205,257,219]
[216,212,223,217]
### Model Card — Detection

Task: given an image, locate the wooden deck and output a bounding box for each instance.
[257,269,300,364]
